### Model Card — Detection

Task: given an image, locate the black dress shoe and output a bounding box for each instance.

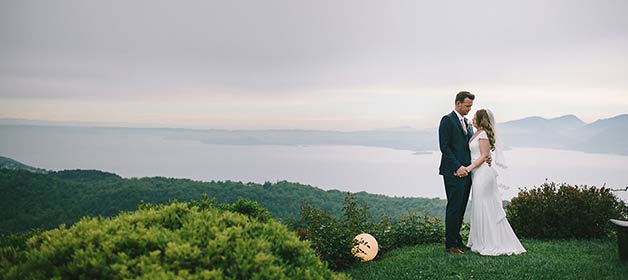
[445,248,464,255]
[458,245,471,251]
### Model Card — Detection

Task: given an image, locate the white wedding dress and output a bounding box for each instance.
[467,131,526,256]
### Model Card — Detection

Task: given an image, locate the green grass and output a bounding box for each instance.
[343,239,628,280]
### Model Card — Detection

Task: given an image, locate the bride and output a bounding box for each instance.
[464,109,526,256]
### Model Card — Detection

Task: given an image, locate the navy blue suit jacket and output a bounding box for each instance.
[438,111,474,176]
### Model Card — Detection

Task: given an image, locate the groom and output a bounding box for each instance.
[438,91,475,254]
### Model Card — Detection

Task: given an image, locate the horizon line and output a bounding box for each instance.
[0,113,627,132]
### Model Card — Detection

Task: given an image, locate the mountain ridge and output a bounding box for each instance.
[0,114,612,130]
[1,114,626,155]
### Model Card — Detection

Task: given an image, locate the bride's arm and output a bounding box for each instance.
[465,138,491,172]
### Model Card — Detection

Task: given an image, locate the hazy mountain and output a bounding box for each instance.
[373,126,421,132]
[181,129,438,152]
[566,114,628,155]
[498,114,628,155]
[500,115,586,133]
[499,115,587,149]
[1,114,626,155]
[584,114,628,132]
[0,156,47,173]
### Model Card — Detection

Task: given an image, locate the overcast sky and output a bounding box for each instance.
[1,0,627,130]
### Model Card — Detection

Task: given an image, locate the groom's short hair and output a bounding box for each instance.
[455,91,475,104]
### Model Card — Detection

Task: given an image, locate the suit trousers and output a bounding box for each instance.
[443,175,472,248]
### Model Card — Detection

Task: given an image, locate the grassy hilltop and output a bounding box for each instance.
[345,239,628,280]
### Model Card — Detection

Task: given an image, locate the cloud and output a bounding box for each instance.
[0,0,627,128]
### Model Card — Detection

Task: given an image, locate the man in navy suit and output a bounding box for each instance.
[439,91,475,254]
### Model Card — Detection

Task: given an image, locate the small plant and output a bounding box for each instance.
[291,193,444,270]
[506,181,628,239]
[295,200,360,270]
[386,210,444,248]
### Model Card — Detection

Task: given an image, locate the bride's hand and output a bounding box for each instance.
[464,166,472,173]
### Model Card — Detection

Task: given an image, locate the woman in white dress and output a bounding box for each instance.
[464,109,526,256]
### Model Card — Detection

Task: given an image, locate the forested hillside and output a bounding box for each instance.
[0,168,446,234]
[0,156,46,173]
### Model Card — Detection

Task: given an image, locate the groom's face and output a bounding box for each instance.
[456,98,474,116]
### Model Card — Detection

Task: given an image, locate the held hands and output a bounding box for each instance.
[456,155,492,177]
[455,154,492,177]
[454,166,469,177]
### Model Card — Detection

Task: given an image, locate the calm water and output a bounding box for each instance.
[1,126,627,202]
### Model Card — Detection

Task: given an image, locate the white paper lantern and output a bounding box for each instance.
[352,233,378,261]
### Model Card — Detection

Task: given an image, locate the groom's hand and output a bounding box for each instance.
[455,166,468,177]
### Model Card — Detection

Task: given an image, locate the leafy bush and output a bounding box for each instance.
[291,193,444,270]
[506,181,628,239]
[383,211,444,249]
[218,197,272,223]
[0,197,348,279]
[296,202,360,270]
[0,228,44,250]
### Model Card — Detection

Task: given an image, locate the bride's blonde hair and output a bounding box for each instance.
[475,109,495,151]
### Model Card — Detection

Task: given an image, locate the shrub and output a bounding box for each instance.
[293,194,376,270]
[0,198,348,279]
[291,193,444,269]
[385,210,444,248]
[506,181,628,239]
[218,197,272,223]
[296,202,359,270]
[0,228,44,250]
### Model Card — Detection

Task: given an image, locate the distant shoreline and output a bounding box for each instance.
[2,119,627,156]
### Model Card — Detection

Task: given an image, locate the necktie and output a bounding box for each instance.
[461,118,467,134]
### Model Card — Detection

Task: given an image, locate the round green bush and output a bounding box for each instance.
[1,201,348,279]
[506,181,628,239]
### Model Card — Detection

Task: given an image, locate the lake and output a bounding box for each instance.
[1,125,627,202]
